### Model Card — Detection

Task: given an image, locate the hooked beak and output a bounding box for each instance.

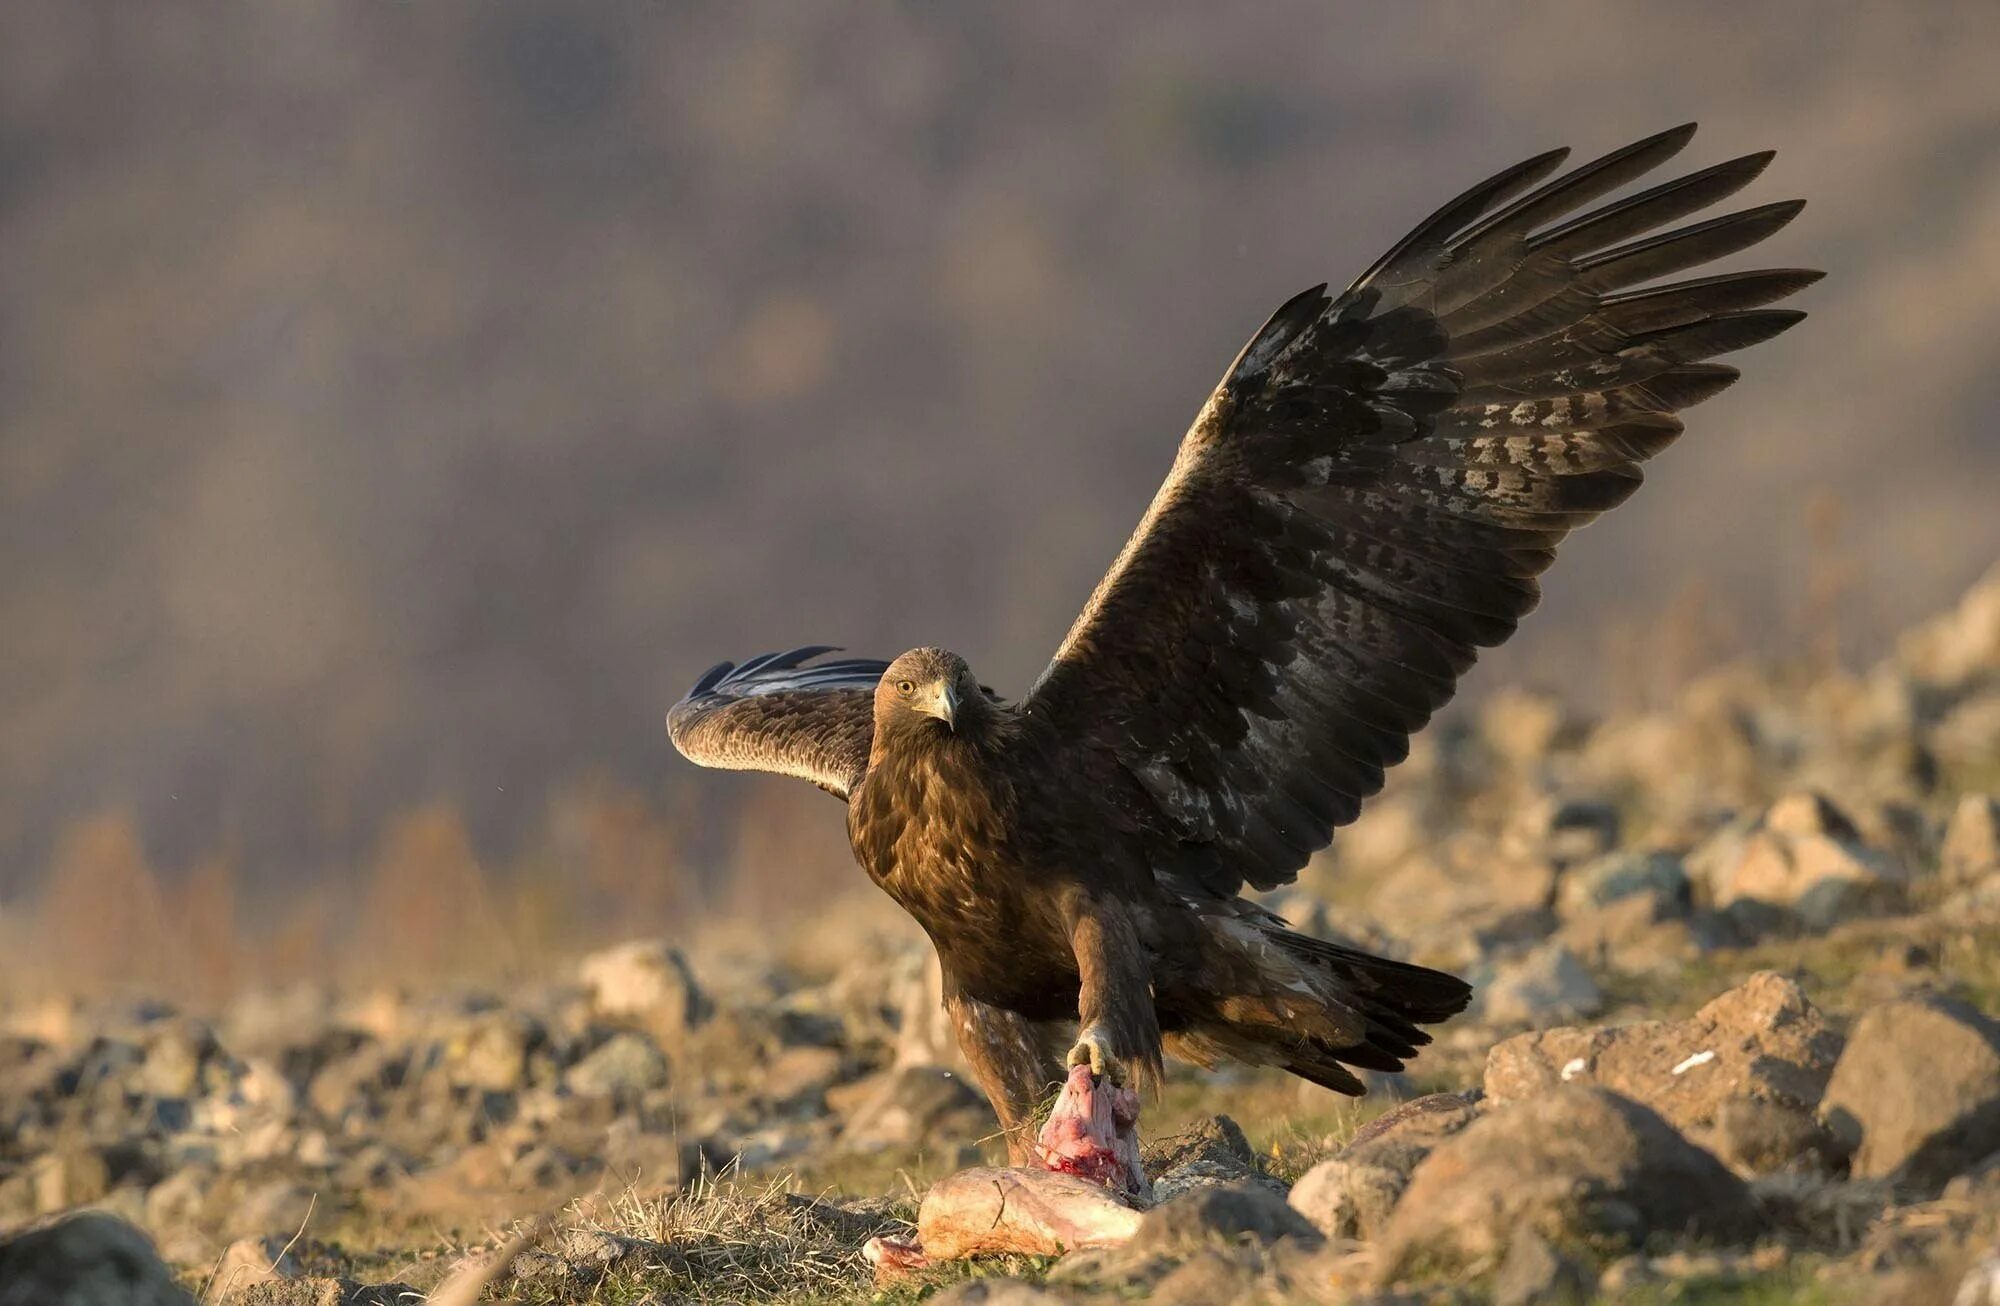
[924,681,961,731]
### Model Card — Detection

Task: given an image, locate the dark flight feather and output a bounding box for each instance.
[1020,124,1813,894]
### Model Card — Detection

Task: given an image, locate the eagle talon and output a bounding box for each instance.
[1065,1026,1125,1086]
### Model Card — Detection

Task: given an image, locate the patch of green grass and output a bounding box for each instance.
[1606,1265,1848,1305]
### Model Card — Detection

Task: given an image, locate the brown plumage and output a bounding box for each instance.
[668,124,1816,1160]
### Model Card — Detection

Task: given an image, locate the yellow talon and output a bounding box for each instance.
[1066,1027,1126,1085]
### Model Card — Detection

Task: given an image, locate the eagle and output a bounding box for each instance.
[668,124,1814,1162]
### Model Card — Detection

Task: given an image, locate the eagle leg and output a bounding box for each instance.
[943,983,1068,1166]
[1062,897,1164,1093]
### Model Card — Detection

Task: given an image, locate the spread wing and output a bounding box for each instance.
[666,646,889,800]
[1022,123,1817,896]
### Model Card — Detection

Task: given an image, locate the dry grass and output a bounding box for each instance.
[477,1170,910,1305]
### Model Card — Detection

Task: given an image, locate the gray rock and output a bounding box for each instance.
[1380,1086,1761,1272]
[1476,944,1604,1027]
[1494,1227,1595,1306]
[1710,1097,1847,1176]
[1126,1179,1321,1256]
[0,1213,192,1306]
[1485,971,1842,1138]
[837,1064,988,1152]
[1942,794,2000,886]
[1557,849,1691,918]
[1140,1115,1275,1204]
[440,1011,541,1093]
[563,1032,669,1098]
[1693,791,1906,930]
[1819,993,2000,1194]
[578,941,710,1040]
[1286,1138,1424,1243]
[1287,1093,1478,1241]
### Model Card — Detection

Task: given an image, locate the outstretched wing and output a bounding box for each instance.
[667,646,889,799]
[1023,124,1816,895]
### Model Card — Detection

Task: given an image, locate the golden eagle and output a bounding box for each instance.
[669,124,1813,1161]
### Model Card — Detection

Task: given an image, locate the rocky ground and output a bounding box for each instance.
[4,568,2000,1305]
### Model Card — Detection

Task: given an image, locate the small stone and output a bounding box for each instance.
[1698,792,1906,930]
[31,1144,111,1215]
[564,1033,669,1098]
[1286,1138,1425,1242]
[1819,993,2000,1194]
[578,941,711,1040]
[1140,1115,1274,1204]
[1557,850,1690,918]
[1127,1180,1321,1256]
[837,1064,989,1152]
[442,1011,540,1093]
[1709,1098,1846,1175]
[1942,795,2000,886]
[1493,1227,1595,1306]
[209,1236,303,1299]
[1288,1093,1478,1242]
[1477,944,1604,1027]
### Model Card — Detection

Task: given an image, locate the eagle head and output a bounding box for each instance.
[878,647,974,732]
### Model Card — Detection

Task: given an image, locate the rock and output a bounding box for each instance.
[1476,944,1604,1027]
[1484,971,1842,1140]
[508,1229,666,1285]
[563,1032,669,1098]
[578,941,710,1040]
[1287,1140,1421,1243]
[1510,796,1622,868]
[1493,1227,1595,1306]
[1126,1179,1321,1256]
[1480,688,1570,767]
[1819,993,2000,1194]
[837,1064,989,1152]
[1364,838,1558,963]
[0,1213,192,1306]
[1379,1086,1761,1272]
[1710,1098,1846,1176]
[441,1011,540,1092]
[1557,850,1690,918]
[1695,791,1906,929]
[1288,1094,1478,1242]
[1146,1250,1269,1306]
[1556,895,1715,973]
[31,1142,112,1214]
[1943,795,2000,886]
[1896,560,2000,692]
[1957,1250,2000,1306]
[1140,1115,1273,1204]
[209,1237,303,1299]
[225,1180,317,1241]
[760,1044,845,1109]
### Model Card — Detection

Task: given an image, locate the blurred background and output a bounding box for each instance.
[2,2,1996,995]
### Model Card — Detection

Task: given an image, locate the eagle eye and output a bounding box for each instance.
[895,679,916,695]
